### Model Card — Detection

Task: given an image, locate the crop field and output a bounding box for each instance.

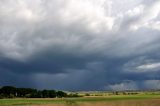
[0,93,160,106]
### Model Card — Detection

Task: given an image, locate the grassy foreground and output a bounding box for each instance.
[0,94,160,106]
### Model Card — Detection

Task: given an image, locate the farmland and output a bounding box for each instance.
[0,92,160,106]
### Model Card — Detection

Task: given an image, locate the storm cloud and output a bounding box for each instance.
[0,0,160,90]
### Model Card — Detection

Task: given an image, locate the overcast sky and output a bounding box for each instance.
[0,0,160,91]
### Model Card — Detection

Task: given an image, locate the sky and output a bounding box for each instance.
[0,0,160,91]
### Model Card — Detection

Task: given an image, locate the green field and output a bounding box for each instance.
[0,94,160,106]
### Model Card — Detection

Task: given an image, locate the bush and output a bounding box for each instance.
[8,94,15,98]
[85,93,90,96]
[0,94,4,99]
[67,93,81,97]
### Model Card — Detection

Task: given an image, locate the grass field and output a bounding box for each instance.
[0,94,160,106]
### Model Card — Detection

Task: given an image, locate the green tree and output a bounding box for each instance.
[0,86,16,97]
[57,91,67,98]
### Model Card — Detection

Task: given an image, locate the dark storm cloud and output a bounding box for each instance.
[0,0,160,90]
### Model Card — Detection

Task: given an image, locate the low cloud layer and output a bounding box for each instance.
[0,0,160,90]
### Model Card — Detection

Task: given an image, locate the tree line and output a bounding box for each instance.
[0,86,68,98]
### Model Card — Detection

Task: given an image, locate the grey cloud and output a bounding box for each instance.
[0,0,160,90]
[105,80,160,91]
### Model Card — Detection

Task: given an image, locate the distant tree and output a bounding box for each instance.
[41,90,48,98]
[0,94,4,99]
[85,93,90,96]
[0,86,17,97]
[67,93,80,97]
[0,86,68,98]
[30,91,42,98]
[56,91,67,98]
[113,91,119,95]
[48,90,56,98]
[122,92,127,95]
[16,88,37,97]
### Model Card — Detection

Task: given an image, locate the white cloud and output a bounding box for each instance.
[126,0,160,30]
[0,0,160,61]
[0,0,115,60]
[137,62,160,70]
[124,57,160,73]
